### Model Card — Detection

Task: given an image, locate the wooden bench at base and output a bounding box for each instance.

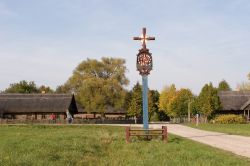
[126,126,168,143]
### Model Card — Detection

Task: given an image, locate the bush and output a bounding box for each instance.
[214,114,247,124]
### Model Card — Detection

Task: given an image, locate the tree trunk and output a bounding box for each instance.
[204,116,207,123]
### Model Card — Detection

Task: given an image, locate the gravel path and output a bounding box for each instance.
[105,123,250,158]
[149,124,250,158]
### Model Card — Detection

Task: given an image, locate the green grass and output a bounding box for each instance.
[186,123,250,136]
[0,125,249,166]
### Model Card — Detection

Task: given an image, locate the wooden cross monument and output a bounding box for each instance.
[133,28,155,130]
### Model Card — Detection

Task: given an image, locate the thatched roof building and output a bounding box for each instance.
[218,91,250,120]
[0,94,78,119]
[218,91,250,111]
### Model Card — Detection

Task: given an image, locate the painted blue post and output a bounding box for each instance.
[142,75,149,129]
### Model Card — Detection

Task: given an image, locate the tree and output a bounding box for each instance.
[237,73,250,91]
[158,84,176,117]
[237,83,250,91]
[168,88,193,117]
[148,90,160,121]
[55,85,66,93]
[127,83,159,121]
[5,80,39,93]
[127,82,142,117]
[124,90,132,111]
[38,85,54,93]
[196,83,221,122]
[189,96,199,115]
[62,57,129,116]
[218,79,231,91]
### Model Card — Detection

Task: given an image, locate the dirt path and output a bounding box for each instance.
[149,124,250,158]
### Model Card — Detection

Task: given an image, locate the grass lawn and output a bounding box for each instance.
[186,123,250,136]
[0,125,250,166]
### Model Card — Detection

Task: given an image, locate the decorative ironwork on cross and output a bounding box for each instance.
[133,27,155,50]
[133,28,155,75]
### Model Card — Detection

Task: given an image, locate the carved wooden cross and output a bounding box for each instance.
[133,27,155,50]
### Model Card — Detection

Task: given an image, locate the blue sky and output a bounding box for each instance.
[0,0,250,94]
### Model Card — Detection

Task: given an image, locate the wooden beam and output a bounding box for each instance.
[248,110,249,122]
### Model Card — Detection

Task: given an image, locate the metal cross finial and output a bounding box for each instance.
[133,27,155,50]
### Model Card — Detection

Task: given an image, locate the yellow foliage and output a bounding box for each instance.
[214,114,246,124]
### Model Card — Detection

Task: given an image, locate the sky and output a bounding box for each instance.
[0,0,250,94]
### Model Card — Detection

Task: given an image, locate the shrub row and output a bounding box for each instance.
[213,114,247,124]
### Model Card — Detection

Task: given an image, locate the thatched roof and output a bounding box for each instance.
[218,91,250,110]
[0,94,78,114]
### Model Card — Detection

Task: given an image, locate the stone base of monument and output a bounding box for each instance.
[125,126,168,143]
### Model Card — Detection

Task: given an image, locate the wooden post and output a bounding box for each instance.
[188,105,191,123]
[126,127,130,143]
[248,110,250,122]
[196,114,199,126]
[188,100,192,123]
[142,75,149,129]
[162,126,168,143]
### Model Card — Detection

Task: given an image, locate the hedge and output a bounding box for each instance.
[214,114,247,124]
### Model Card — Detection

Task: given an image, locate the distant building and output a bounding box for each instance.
[218,91,250,120]
[0,94,78,120]
[75,106,126,119]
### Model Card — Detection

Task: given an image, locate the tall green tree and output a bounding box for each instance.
[127,82,142,117]
[148,90,160,121]
[158,84,176,117]
[63,57,129,115]
[189,96,199,115]
[196,83,221,122]
[218,79,231,91]
[127,83,159,121]
[168,88,193,117]
[124,90,132,111]
[5,80,39,93]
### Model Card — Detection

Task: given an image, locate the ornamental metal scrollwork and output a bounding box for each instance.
[136,49,153,75]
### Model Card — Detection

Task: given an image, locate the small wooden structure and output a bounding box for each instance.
[241,100,250,122]
[126,126,168,143]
